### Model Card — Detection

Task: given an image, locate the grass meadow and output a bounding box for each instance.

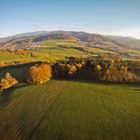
[0,80,140,140]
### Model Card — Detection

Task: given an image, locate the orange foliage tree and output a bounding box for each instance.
[27,63,52,84]
[0,72,18,91]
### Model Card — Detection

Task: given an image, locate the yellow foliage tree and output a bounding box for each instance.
[68,65,77,75]
[76,63,83,70]
[27,63,52,84]
[0,72,18,90]
[0,79,11,89]
[95,64,102,71]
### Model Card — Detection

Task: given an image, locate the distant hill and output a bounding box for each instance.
[33,31,108,43]
[0,31,140,51]
[107,36,140,50]
[0,31,48,44]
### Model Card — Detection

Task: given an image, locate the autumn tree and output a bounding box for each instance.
[52,57,140,83]
[27,63,52,84]
[0,72,18,91]
[68,65,77,77]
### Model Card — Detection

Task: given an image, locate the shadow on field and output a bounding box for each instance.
[53,78,140,89]
[0,61,42,82]
[133,88,140,92]
[54,79,140,93]
[0,84,27,107]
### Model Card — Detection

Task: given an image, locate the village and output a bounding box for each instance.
[15,41,41,51]
[79,40,138,59]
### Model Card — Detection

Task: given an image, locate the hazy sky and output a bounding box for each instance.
[1,0,140,38]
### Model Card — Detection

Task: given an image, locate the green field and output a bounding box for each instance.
[1,39,140,64]
[0,51,33,61]
[0,80,140,140]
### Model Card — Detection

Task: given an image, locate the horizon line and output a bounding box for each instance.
[0,30,140,40]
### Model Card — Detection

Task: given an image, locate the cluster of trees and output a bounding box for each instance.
[0,49,29,55]
[0,63,52,93]
[53,58,139,83]
[14,49,32,56]
[0,57,139,93]
[0,49,37,58]
[27,63,52,84]
[0,72,18,92]
[0,49,38,68]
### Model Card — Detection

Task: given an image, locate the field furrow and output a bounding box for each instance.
[0,80,140,140]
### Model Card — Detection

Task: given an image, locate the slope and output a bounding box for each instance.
[0,80,140,140]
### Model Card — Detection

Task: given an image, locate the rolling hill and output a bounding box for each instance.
[0,31,140,50]
[0,31,140,63]
[107,36,140,50]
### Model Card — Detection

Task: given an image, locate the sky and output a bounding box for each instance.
[0,0,140,38]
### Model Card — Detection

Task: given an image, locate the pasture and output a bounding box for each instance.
[0,39,123,63]
[0,80,140,140]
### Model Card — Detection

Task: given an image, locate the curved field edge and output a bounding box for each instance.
[0,80,140,140]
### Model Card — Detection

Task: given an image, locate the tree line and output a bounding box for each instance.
[0,57,140,93]
[52,57,139,82]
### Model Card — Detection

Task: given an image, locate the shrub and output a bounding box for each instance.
[0,72,18,91]
[27,63,52,84]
